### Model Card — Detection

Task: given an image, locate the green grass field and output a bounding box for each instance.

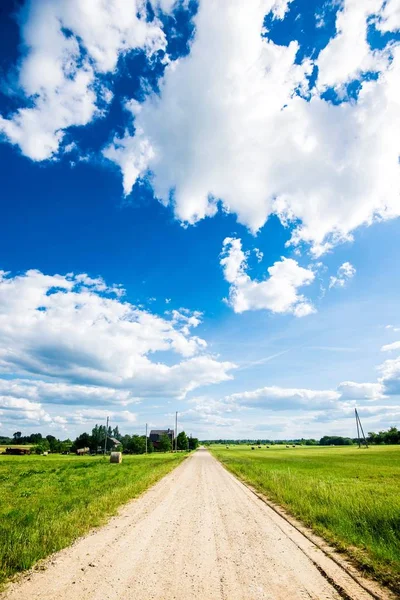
[0,453,185,586]
[211,444,400,593]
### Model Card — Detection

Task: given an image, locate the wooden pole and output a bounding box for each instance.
[355,408,361,448]
[145,423,148,454]
[103,416,109,456]
[175,411,178,452]
[356,408,368,448]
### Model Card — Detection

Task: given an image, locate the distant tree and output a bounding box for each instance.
[158,434,172,452]
[112,425,121,440]
[320,436,352,446]
[13,432,22,443]
[128,435,146,454]
[46,435,62,453]
[91,424,105,452]
[120,434,131,452]
[177,431,188,451]
[188,436,199,450]
[385,427,399,444]
[33,439,50,454]
[71,432,92,452]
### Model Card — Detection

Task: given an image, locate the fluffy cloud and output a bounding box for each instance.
[0,396,53,425]
[226,386,341,411]
[224,377,389,413]
[0,379,138,406]
[337,381,385,400]
[381,341,400,352]
[1,0,399,253]
[379,355,400,395]
[0,393,138,432]
[316,0,391,90]
[104,0,400,254]
[220,237,315,316]
[0,269,235,400]
[0,0,168,160]
[329,262,356,289]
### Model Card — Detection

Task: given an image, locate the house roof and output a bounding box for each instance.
[109,437,120,445]
[149,429,173,436]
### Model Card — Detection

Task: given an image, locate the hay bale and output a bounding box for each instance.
[110,452,122,464]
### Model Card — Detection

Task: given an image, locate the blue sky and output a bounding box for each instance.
[0,0,399,440]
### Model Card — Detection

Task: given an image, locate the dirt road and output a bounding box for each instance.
[1,449,393,600]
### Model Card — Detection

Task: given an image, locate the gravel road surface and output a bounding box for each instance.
[1,449,393,600]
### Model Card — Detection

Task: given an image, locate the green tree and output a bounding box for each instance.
[71,432,91,452]
[188,436,199,450]
[112,425,121,440]
[12,432,22,443]
[33,439,50,454]
[158,434,172,452]
[177,431,188,451]
[128,435,146,454]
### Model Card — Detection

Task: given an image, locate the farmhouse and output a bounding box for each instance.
[5,447,31,455]
[149,429,174,450]
[108,437,121,448]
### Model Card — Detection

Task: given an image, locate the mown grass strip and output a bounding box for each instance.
[211,445,400,594]
[0,453,185,586]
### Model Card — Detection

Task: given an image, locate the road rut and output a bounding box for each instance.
[1,449,393,600]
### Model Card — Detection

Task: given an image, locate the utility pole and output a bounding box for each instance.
[175,411,178,452]
[103,416,109,456]
[145,423,148,454]
[355,408,368,448]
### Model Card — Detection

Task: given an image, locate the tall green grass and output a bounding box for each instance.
[211,445,400,594]
[0,453,185,586]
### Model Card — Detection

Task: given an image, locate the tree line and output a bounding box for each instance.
[201,427,400,446]
[3,426,199,454]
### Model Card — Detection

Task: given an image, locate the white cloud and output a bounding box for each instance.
[374,0,400,33]
[381,341,400,352]
[378,355,400,395]
[104,0,400,255]
[224,379,387,412]
[0,269,235,400]
[0,396,53,424]
[226,386,341,411]
[337,381,385,400]
[0,0,168,160]
[329,261,356,289]
[254,248,264,262]
[0,379,138,406]
[220,237,315,316]
[316,0,391,91]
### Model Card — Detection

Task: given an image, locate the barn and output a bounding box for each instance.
[149,429,174,450]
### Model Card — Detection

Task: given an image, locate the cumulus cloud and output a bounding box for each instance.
[0,396,53,425]
[104,0,400,254]
[337,381,385,400]
[381,341,400,352]
[0,0,169,160]
[372,0,400,34]
[222,373,389,415]
[226,386,341,411]
[316,0,392,91]
[220,237,315,316]
[379,355,400,395]
[0,269,235,401]
[0,379,138,406]
[329,261,356,289]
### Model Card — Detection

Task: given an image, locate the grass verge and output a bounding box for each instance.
[0,453,185,586]
[211,445,400,594]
